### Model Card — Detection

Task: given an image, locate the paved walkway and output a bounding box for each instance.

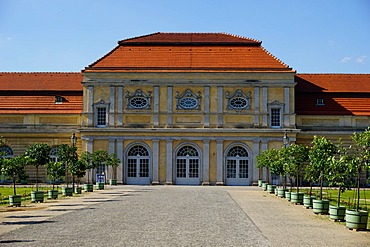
[0,186,368,246]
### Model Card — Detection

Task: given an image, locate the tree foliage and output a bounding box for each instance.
[24,143,51,191]
[308,136,337,200]
[2,156,27,195]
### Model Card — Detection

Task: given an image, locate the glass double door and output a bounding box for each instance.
[176,157,200,185]
[226,158,249,185]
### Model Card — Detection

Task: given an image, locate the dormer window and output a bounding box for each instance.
[55,96,63,104]
[316,98,325,106]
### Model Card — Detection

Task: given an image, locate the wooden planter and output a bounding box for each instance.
[329,205,346,221]
[84,184,94,192]
[267,184,276,194]
[9,195,22,207]
[62,187,73,196]
[258,180,265,187]
[31,191,44,203]
[48,190,59,199]
[303,195,315,209]
[96,182,105,190]
[312,199,329,214]
[290,192,304,204]
[261,182,267,191]
[109,179,117,186]
[346,210,369,230]
[277,188,287,198]
[285,191,291,201]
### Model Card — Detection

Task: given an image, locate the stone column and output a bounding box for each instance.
[217,86,223,127]
[165,140,173,185]
[116,140,124,184]
[107,139,115,182]
[86,139,94,183]
[252,140,260,184]
[109,86,115,127]
[87,86,94,126]
[154,86,159,127]
[152,139,160,185]
[167,86,173,127]
[216,140,224,185]
[117,86,123,126]
[254,86,260,127]
[202,140,210,185]
[284,86,290,127]
[262,86,268,127]
[204,86,210,128]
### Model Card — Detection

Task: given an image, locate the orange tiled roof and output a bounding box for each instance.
[85,33,293,72]
[295,74,370,116]
[295,74,370,93]
[0,94,83,114]
[0,72,83,114]
[0,72,83,91]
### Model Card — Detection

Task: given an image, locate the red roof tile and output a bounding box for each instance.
[0,72,83,91]
[295,74,370,93]
[119,32,262,45]
[295,74,370,116]
[0,94,82,114]
[86,33,292,72]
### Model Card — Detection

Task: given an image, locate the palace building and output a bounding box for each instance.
[1,32,369,185]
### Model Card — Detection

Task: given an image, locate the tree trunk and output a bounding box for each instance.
[36,166,39,191]
[356,170,361,212]
[13,175,16,195]
[319,176,323,200]
[337,186,341,208]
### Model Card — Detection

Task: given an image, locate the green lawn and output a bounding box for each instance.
[296,187,370,211]
[0,186,62,205]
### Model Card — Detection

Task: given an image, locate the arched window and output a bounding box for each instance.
[177,145,199,157]
[0,145,13,158]
[49,146,59,162]
[175,145,200,184]
[225,145,250,185]
[126,145,150,181]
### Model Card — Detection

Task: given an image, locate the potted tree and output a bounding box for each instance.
[267,148,284,195]
[80,151,94,192]
[57,144,78,196]
[256,149,276,191]
[92,150,109,190]
[286,144,309,205]
[1,155,27,207]
[327,149,354,221]
[106,153,120,186]
[69,159,86,194]
[308,136,337,214]
[345,128,370,230]
[24,143,51,203]
[46,161,65,199]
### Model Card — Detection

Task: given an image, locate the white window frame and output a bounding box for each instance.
[268,100,284,129]
[316,98,325,106]
[93,99,109,128]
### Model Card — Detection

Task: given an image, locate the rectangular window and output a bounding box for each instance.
[97,107,107,127]
[316,98,325,106]
[270,108,281,127]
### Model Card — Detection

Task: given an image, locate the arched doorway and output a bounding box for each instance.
[225,145,250,185]
[175,145,201,185]
[125,144,150,185]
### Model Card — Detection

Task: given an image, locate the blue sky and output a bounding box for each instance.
[0,0,369,73]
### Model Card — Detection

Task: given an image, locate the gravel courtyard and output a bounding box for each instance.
[0,186,369,246]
